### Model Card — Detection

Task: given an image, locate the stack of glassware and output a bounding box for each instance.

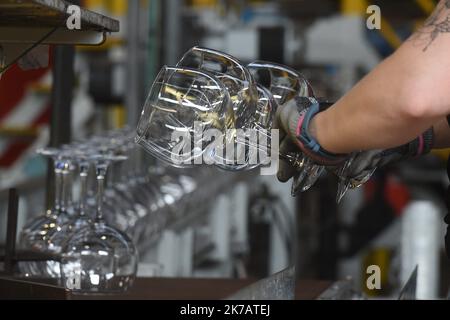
[136,47,317,194]
[20,127,234,293]
[19,129,143,293]
[135,46,377,201]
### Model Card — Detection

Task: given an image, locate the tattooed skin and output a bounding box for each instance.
[411,0,450,51]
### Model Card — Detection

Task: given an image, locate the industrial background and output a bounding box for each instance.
[0,0,448,300]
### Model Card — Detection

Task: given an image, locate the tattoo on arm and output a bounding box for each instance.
[411,0,450,51]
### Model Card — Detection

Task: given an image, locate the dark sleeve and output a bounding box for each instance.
[447,115,450,127]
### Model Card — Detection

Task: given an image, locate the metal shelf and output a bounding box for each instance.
[0,0,120,45]
[0,1,121,210]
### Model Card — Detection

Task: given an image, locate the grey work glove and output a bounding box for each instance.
[274,96,435,194]
[273,97,347,185]
[333,129,435,188]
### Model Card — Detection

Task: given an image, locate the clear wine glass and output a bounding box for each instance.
[248,60,315,105]
[97,130,157,244]
[248,61,377,200]
[46,149,94,257]
[177,47,261,170]
[19,148,73,278]
[334,154,378,203]
[177,46,258,130]
[248,61,324,194]
[60,153,138,293]
[136,50,328,195]
[135,66,235,168]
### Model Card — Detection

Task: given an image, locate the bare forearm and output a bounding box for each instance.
[311,53,441,153]
[310,0,450,154]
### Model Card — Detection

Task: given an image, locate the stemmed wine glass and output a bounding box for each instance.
[60,152,138,293]
[19,148,74,277]
[177,46,261,170]
[247,61,327,195]
[136,47,377,201]
[135,65,235,167]
[99,126,166,243]
[248,61,379,200]
[46,148,94,257]
[177,47,258,130]
[135,59,309,183]
[333,155,378,203]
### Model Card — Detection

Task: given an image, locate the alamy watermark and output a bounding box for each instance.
[366,264,382,290]
[66,5,82,30]
[64,4,382,31]
[367,5,381,30]
[170,122,279,176]
[65,4,382,33]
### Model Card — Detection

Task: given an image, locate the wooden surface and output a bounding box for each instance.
[0,276,68,300]
[69,278,332,300]
[295,280,332,300]
[1,276,331,300]
[70,278,256,300]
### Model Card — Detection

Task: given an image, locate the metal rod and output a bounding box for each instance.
[5,188,19,275]
[126,0,141,127]
[46,45,75,209]
[163,0,181,66]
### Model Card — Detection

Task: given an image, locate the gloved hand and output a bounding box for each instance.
[274,96,435,189]
[273,96,348,183]
[333,128,435,189]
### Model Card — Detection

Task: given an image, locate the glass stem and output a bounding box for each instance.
[60,162,70,215]
[53,160,63,214]
[66,163,74,213]
[78,162,89,217]
[128,144,140,178]
[95,164,108,223]
[108,161,117,185]
[122,148,132,180]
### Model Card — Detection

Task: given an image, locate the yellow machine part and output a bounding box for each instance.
[341,0,368,15]
[362,247,392,297]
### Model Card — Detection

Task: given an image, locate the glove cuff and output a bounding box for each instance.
[294,100,349,166]
[380,127,434,163]
[415,127,434,156]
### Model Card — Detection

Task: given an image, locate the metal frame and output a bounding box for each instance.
[0,0,119,28]
[0,0,120,248]
[0,28,107,47]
